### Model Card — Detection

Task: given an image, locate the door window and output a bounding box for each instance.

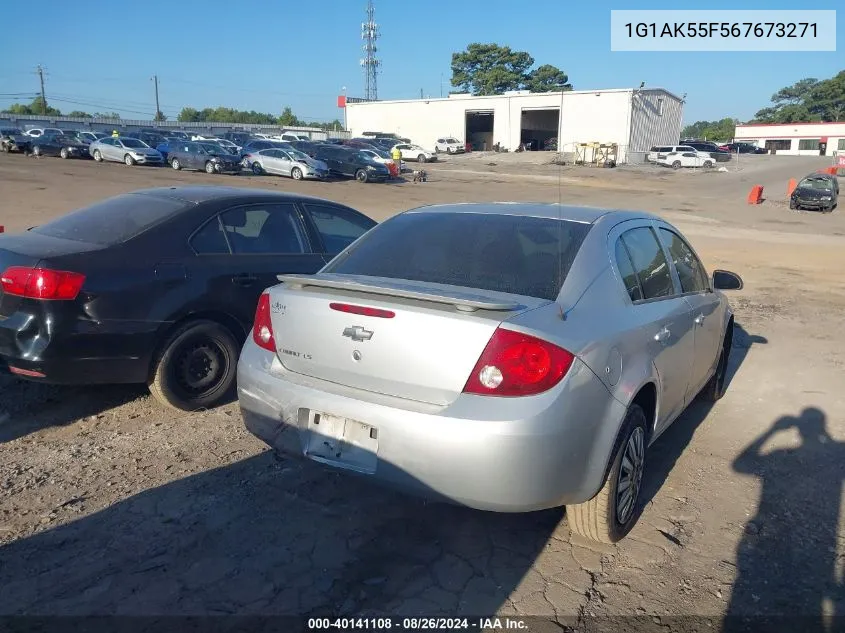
[619,227,676,300]
[658,228,709,293]
[614,239,643,302]
[191,217,230,254]
[303,204,376,253]
[219,204,308,254]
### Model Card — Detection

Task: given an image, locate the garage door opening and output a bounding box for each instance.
[465,111,494,151]
[521,108,559,151]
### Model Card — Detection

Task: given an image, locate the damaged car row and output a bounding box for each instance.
[0,187,744,544]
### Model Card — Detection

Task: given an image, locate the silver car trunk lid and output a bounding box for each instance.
[268,274,544,405]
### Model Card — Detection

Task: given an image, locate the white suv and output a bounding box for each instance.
[435,137,465,154]
[648,145,710,163]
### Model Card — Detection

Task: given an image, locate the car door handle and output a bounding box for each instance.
[654,327,671,343]
[694,314,705,325]
[232,274,258,286]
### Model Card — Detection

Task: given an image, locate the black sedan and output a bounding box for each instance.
[0,187,377,410]
[0,127,33,154]
[31,133,90,159]
[790,173,839,212]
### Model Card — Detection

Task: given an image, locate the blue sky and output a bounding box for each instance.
[0,0,840,124]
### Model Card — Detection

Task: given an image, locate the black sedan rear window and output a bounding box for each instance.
[324,211,592,300]
[33,193,187,245]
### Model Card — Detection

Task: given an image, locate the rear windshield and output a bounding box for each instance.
[32,193,187,245]
[324,211,591,300]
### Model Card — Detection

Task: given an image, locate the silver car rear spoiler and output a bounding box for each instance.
[276,274,521,312]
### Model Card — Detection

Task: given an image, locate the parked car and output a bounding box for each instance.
[312,145,391,182]
[0,127,33,154]
[89,137,164,166]
[134,130,169,149]
[276,133,311,143]
[239,139,289,160]
[322,138,345,145]
[246,147,328,180]
[647,145,708,163]
[288,141,319,157]
[166,131,192,140]
[206,138,241,154]
[344,139,382,151]
[66,130,106,145]
[168,141,241,174]
[24,127,63,138]
[31,133,90,159]
[435,137,465,154]
[357,147,402,176]
[238,203,743,543]
[719,142,768,155]
[392,142,435,163]
[0,187,377,410]
[680,140,731,162]
[790,173,839,212]
[658,150,715,169]
[222,131,255,146]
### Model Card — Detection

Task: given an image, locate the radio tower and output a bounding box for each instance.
[360,0,381,101]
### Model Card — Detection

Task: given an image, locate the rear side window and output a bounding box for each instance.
[324,212,592,301]
[658,228,709,293]
[614,240,643,302]
[303,204,376,254]
[33,193,186,245]
[619,227,675,300]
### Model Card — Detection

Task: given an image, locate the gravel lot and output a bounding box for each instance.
[1,151,844,628]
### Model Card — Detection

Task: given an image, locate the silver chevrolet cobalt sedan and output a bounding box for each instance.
[237,203,743,543]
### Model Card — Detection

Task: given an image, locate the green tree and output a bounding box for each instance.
[1,96,61,116]
[681,118,738,141]
[524,64,572,93]
[451,43,571,95]
[177,107,203,122]
[278,106,302,127]
[753,71,845,122]
[67,110,93,118]
[92,112,121,119]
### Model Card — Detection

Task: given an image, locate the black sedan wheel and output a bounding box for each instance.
[60,147,69,159]
[355,169,369,183]
[149,320,240,411]
[32,146,42,157]
[171,157,181,170]
[205,161,216,174]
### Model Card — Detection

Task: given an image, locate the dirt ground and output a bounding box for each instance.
[1,151,844,629]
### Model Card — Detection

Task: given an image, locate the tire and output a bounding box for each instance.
[291,167,303,180]
[93,149,103,162]
[566,404,648,543]
[171,157,181,170]
[32,146,41,157]
[124,154,135,166]
[205,161,216,174]
[2,144,9,153]
[355,169,369,183]
[700,324,733,402]
[252,161,263,175]
[704,161,713,168]
[789,198,797,210]
[60,147,69,159]
[435,147,440,154]
[148,320,240,411]
[417,154,427,163]
[671,160,681,169]
[446,147,453,154]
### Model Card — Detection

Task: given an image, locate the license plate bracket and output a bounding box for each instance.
[305,412,378,474]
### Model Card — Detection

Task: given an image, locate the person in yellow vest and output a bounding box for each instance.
[390,145,401,176]
[111,129,119,138]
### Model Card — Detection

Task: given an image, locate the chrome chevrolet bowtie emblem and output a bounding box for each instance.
[342,326,374,342]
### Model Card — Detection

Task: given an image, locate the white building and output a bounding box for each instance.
[344,88,684,163]
[734,122,845,156]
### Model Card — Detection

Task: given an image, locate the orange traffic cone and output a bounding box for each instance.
[787,178,797,196]
[747,185,764,205]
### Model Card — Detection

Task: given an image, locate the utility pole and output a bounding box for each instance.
[152,75,161,122]
[420,88,424,99]
[35,65,46,114]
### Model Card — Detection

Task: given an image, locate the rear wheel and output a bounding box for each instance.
[355,168,369,183]
[252,161,263,175]
[417,154,427,163]
[171,157,181,170]
[148,320,240,411]
[671,160,681,169]
[60,147,69,159]
[291,167,303,180]
[704,160,713,168]
[124,154,135,166]
[566,404,648,543]
[93,149,103,162]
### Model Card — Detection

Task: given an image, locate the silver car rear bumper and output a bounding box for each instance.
[237,340,627,512]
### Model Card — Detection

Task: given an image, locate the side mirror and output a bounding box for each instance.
[712,269,743,291]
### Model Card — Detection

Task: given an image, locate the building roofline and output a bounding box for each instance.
[736,121,844,128]
[346,87,683,107]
